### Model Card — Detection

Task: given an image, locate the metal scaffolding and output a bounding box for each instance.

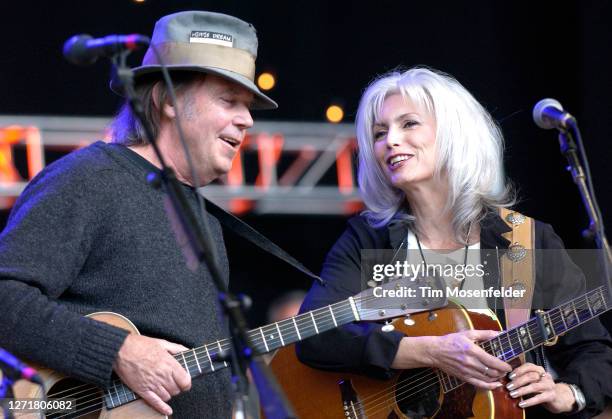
[0,115,364,215]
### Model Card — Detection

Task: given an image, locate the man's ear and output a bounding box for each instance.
[152,82,176,119]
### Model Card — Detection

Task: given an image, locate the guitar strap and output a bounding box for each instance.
[499,208,535,364]
[204,198,324,285]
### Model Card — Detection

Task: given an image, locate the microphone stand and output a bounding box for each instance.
[556,122,612,285]
[0,375,15,419]
[112,49,295,419]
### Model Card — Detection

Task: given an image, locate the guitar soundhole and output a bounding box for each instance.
[394,368,441,418]
[45,377,104,419]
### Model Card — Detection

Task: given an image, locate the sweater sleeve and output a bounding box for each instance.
[0,162,129,387]
[536,222,612,417]
[296,217,404,379]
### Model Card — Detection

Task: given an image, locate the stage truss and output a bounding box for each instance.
[0,115,363,215]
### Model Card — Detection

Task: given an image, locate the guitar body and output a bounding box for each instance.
[12,312,165,419]
[269,303,524,419]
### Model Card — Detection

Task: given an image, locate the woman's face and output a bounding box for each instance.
[373,93,437,190]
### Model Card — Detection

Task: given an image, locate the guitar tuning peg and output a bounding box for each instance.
[428,311,438,321]
[403,314,416,326]
[381,320,395,332]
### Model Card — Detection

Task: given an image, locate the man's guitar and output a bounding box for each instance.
[268,285,610,418]
[12,276,446,418]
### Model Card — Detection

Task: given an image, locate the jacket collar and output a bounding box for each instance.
[386,210,512,250]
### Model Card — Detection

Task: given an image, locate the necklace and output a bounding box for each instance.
[413,222,472,291]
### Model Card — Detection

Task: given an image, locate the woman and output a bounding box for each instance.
[297,67,612,417]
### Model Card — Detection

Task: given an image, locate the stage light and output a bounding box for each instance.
[257,72,276,91]
[326,105,344,123]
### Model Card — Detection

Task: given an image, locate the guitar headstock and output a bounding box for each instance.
[353,275,447,321]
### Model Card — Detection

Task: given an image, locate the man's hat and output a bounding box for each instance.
[110,11,277,110]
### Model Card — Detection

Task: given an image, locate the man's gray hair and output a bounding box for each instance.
[355,67,514,243]
[109,73,203,146]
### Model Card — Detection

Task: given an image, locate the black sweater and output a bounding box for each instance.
[0,141,232,418]
[297,213,612,418]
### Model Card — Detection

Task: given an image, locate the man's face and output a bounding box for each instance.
[163,74,254,185]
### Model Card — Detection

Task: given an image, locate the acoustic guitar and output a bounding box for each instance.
[10,275,446,418]
[268,285,610,418]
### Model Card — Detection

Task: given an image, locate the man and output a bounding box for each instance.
[0,11,276,418]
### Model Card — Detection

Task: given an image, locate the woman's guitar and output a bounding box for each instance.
[11,276,446,418]
[268,285,610,419]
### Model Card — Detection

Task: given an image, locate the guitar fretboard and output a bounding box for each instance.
[439,285,610,393]
[104,297,360,409]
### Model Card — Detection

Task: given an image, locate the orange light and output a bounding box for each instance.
[133,0,146,3]
[326,105,344,123]
[257,73,276,91]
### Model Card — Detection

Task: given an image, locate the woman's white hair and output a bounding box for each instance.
[356,66,514,243]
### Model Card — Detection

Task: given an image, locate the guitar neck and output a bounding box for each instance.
[440,285,610,393]
[104,297,360,409]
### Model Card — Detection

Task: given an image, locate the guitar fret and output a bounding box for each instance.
[180,352,189,374]
[193,348,202,373]
[329,305,338,327]
[310,311,319,334]
[571,302,579,324]
[590,291,603,314]
[524,324,535,348]
[348,296,360,321]
[275,322,285,346]
[292,317,302,340]
[439,371,451,393]
[585,295,594,317]
[113,381,122,404]
[204,345,214,372]
[514,328,525,352]
[562,303,575,328]
[543,313,555,340]
[121,384,129,403]
[259,327,270,352]
[546,308,567,335]
[481,341,491,356]
[106,389,115,408]
[599,288,609,311]
[491,337,502,358]
[504,332,514,360]
[217,341,228,367]
[557,307,567,331]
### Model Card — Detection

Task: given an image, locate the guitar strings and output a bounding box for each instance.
[50,283,606,403]
[354,298,600,417]
[42,290,407,401]
[44,293,394,417]
[356,291,600,411]
[48,290,605,419]
[45,288,606,418]
[38,309,560,419]
[48,289,605,418]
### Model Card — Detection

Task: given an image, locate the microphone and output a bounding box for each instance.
[532,98,576,130]
[0,348,43,385]
[63,34,149,66]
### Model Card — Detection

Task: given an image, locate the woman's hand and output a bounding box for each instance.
[392,330,512,390]
[506,363,575,413]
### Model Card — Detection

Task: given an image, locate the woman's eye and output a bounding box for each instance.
[403,120,418,128]
[373,131,386,140]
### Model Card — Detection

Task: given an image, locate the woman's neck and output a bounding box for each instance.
[404,182,478,249]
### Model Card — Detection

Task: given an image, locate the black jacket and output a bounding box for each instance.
[297,211,612,418]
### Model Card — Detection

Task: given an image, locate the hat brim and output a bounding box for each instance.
[110,65,278,110]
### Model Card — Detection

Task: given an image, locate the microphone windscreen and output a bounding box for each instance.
[533,98,563,130]
[63,34,97,66]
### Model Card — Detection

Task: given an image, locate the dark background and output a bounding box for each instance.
[0,0,610,328]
